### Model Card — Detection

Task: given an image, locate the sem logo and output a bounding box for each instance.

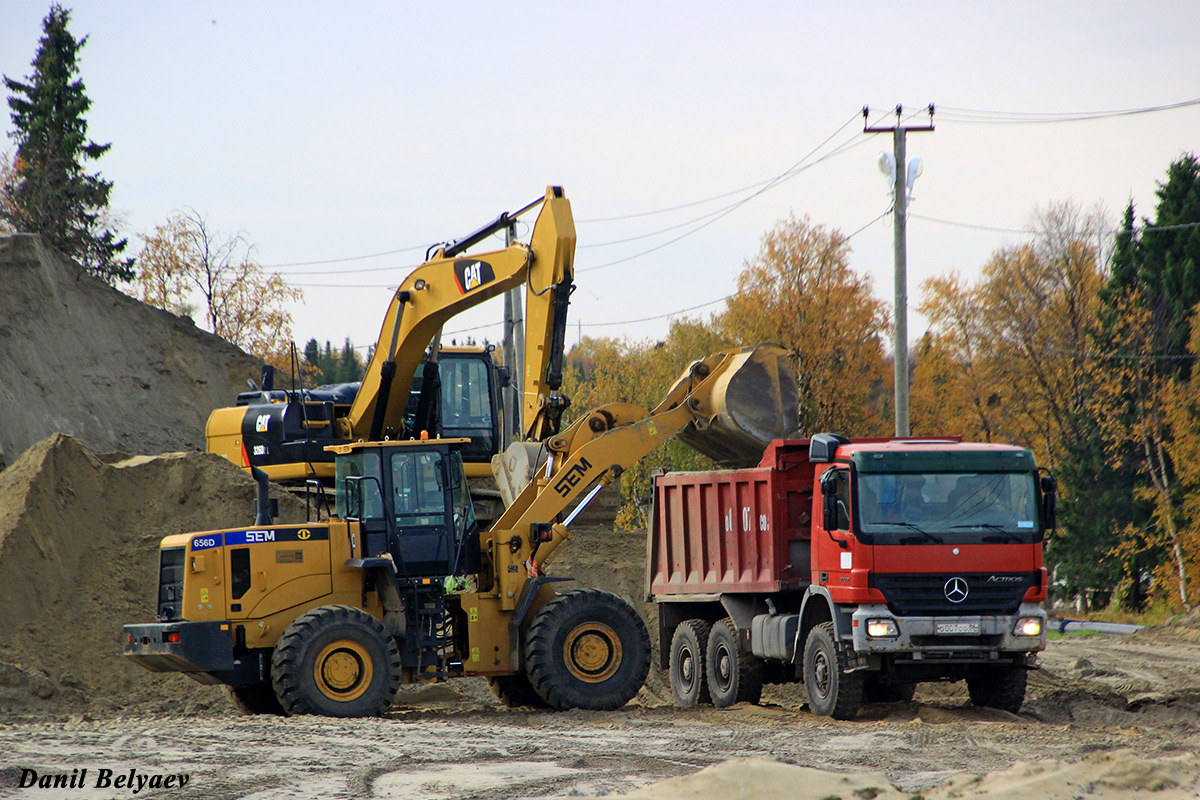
[453,259,496,293]
[255,414,270,433]
[297,529,311,540]
[944,577,969,603]
[553,457,593,497]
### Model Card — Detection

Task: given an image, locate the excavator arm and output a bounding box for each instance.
[477,345,799,615]
[334,185,576,442]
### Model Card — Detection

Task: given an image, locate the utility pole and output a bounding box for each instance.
[502,223,524,447]
[864,104,934,436]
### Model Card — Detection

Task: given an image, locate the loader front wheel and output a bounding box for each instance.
[271,605,401,717]
[524,589,650,711]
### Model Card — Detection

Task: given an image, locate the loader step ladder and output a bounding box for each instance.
[401,582,454,680]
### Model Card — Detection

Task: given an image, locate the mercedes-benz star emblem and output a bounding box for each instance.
[944,577,969,604]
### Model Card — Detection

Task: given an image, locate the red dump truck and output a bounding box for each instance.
[646,434,1055,719]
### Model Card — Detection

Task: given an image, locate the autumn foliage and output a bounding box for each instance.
[566,156,1200,614]
[132,209,302,365]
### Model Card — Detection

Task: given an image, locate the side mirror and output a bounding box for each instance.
[1040,474,1057,531]
[822,494,838,531]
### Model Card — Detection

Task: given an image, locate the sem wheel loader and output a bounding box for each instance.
[123,345,798,716]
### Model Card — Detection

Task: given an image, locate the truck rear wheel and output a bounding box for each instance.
[966,664,1027,713]
[802,622,862,719]
[705,618,762,708]
[669,619,712,708]
[271,605,401,717]
[226,682,287,716]
[524,589,650,711]
[487,674,550,709]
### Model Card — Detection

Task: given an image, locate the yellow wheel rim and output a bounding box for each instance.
[562,621,622,684]
[314,640,373,702]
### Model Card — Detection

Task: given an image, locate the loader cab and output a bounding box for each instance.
[330,439,481,578]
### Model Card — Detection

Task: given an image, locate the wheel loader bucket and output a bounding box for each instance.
[676,344,799,467]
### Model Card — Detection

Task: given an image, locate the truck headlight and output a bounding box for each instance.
[1014,617,1043,637]
[866,618,899,638]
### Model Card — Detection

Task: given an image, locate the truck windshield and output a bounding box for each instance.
[856,471,1039,539]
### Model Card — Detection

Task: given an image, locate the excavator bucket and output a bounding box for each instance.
[676,345,799,467]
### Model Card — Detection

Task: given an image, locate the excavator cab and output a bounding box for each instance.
[405,347,506,471]
[332,439,482,578]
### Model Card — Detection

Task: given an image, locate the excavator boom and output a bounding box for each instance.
[341,186,575,441]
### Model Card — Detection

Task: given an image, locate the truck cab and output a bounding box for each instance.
[649,434,1056,719]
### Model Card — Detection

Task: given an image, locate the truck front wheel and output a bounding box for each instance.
[705,618,762,708]
[271,605,401,717]
[802,622,862,719]
[669,619,712,708]
[966,664,1027,713]
[524,589,650,711]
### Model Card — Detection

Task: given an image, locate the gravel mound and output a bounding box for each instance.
[0,434,304,718]
[0,234,259,470]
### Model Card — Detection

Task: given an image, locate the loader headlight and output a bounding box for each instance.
[1014,617,1043,637]
[866,618,899,638]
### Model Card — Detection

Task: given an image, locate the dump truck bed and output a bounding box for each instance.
[647,440,817,597]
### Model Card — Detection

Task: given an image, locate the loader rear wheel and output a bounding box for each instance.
[966,664,1027,713]
[524,589,650,711]
[226,681,287,716]
[669,619,712,708]
[705,618,762,708]
[487,674,550,709]
[271,605,401,717]
[802,622,863,719]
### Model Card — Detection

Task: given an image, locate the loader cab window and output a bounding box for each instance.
[449,452,476,540]
[390,450,447,528]
[335,449,383,520]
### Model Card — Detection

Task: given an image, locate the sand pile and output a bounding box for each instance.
[0,234,260,470]
[0,434,305,718]
[616,751,1200,800]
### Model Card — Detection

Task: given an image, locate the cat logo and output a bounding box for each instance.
[255,414,270,433]
[453,259,496,294]
[297,529,311,540]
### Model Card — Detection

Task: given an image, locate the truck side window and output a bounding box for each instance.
[834,470,850,530]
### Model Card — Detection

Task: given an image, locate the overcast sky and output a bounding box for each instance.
[2,1,1198,358]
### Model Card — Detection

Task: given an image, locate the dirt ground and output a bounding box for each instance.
[1,631,1200,800]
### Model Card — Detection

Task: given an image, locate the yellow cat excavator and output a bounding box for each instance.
[124,345,798,716]
[206,186,577,486]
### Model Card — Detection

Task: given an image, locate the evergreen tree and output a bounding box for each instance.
[2,5,132,282]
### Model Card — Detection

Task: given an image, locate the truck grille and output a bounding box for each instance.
[869,572,1036,617]
[157,547,186,621]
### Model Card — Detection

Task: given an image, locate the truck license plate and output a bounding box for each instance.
[935,622,979,635]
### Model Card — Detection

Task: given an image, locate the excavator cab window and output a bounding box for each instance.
[437,354,499,463]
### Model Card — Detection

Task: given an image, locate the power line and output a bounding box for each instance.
[268,114,867,276]
[937,97,1200,124]
[577,133,873,273]
[577,111,862,223]
[580,208,889,329]
[912,213,1200,237]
